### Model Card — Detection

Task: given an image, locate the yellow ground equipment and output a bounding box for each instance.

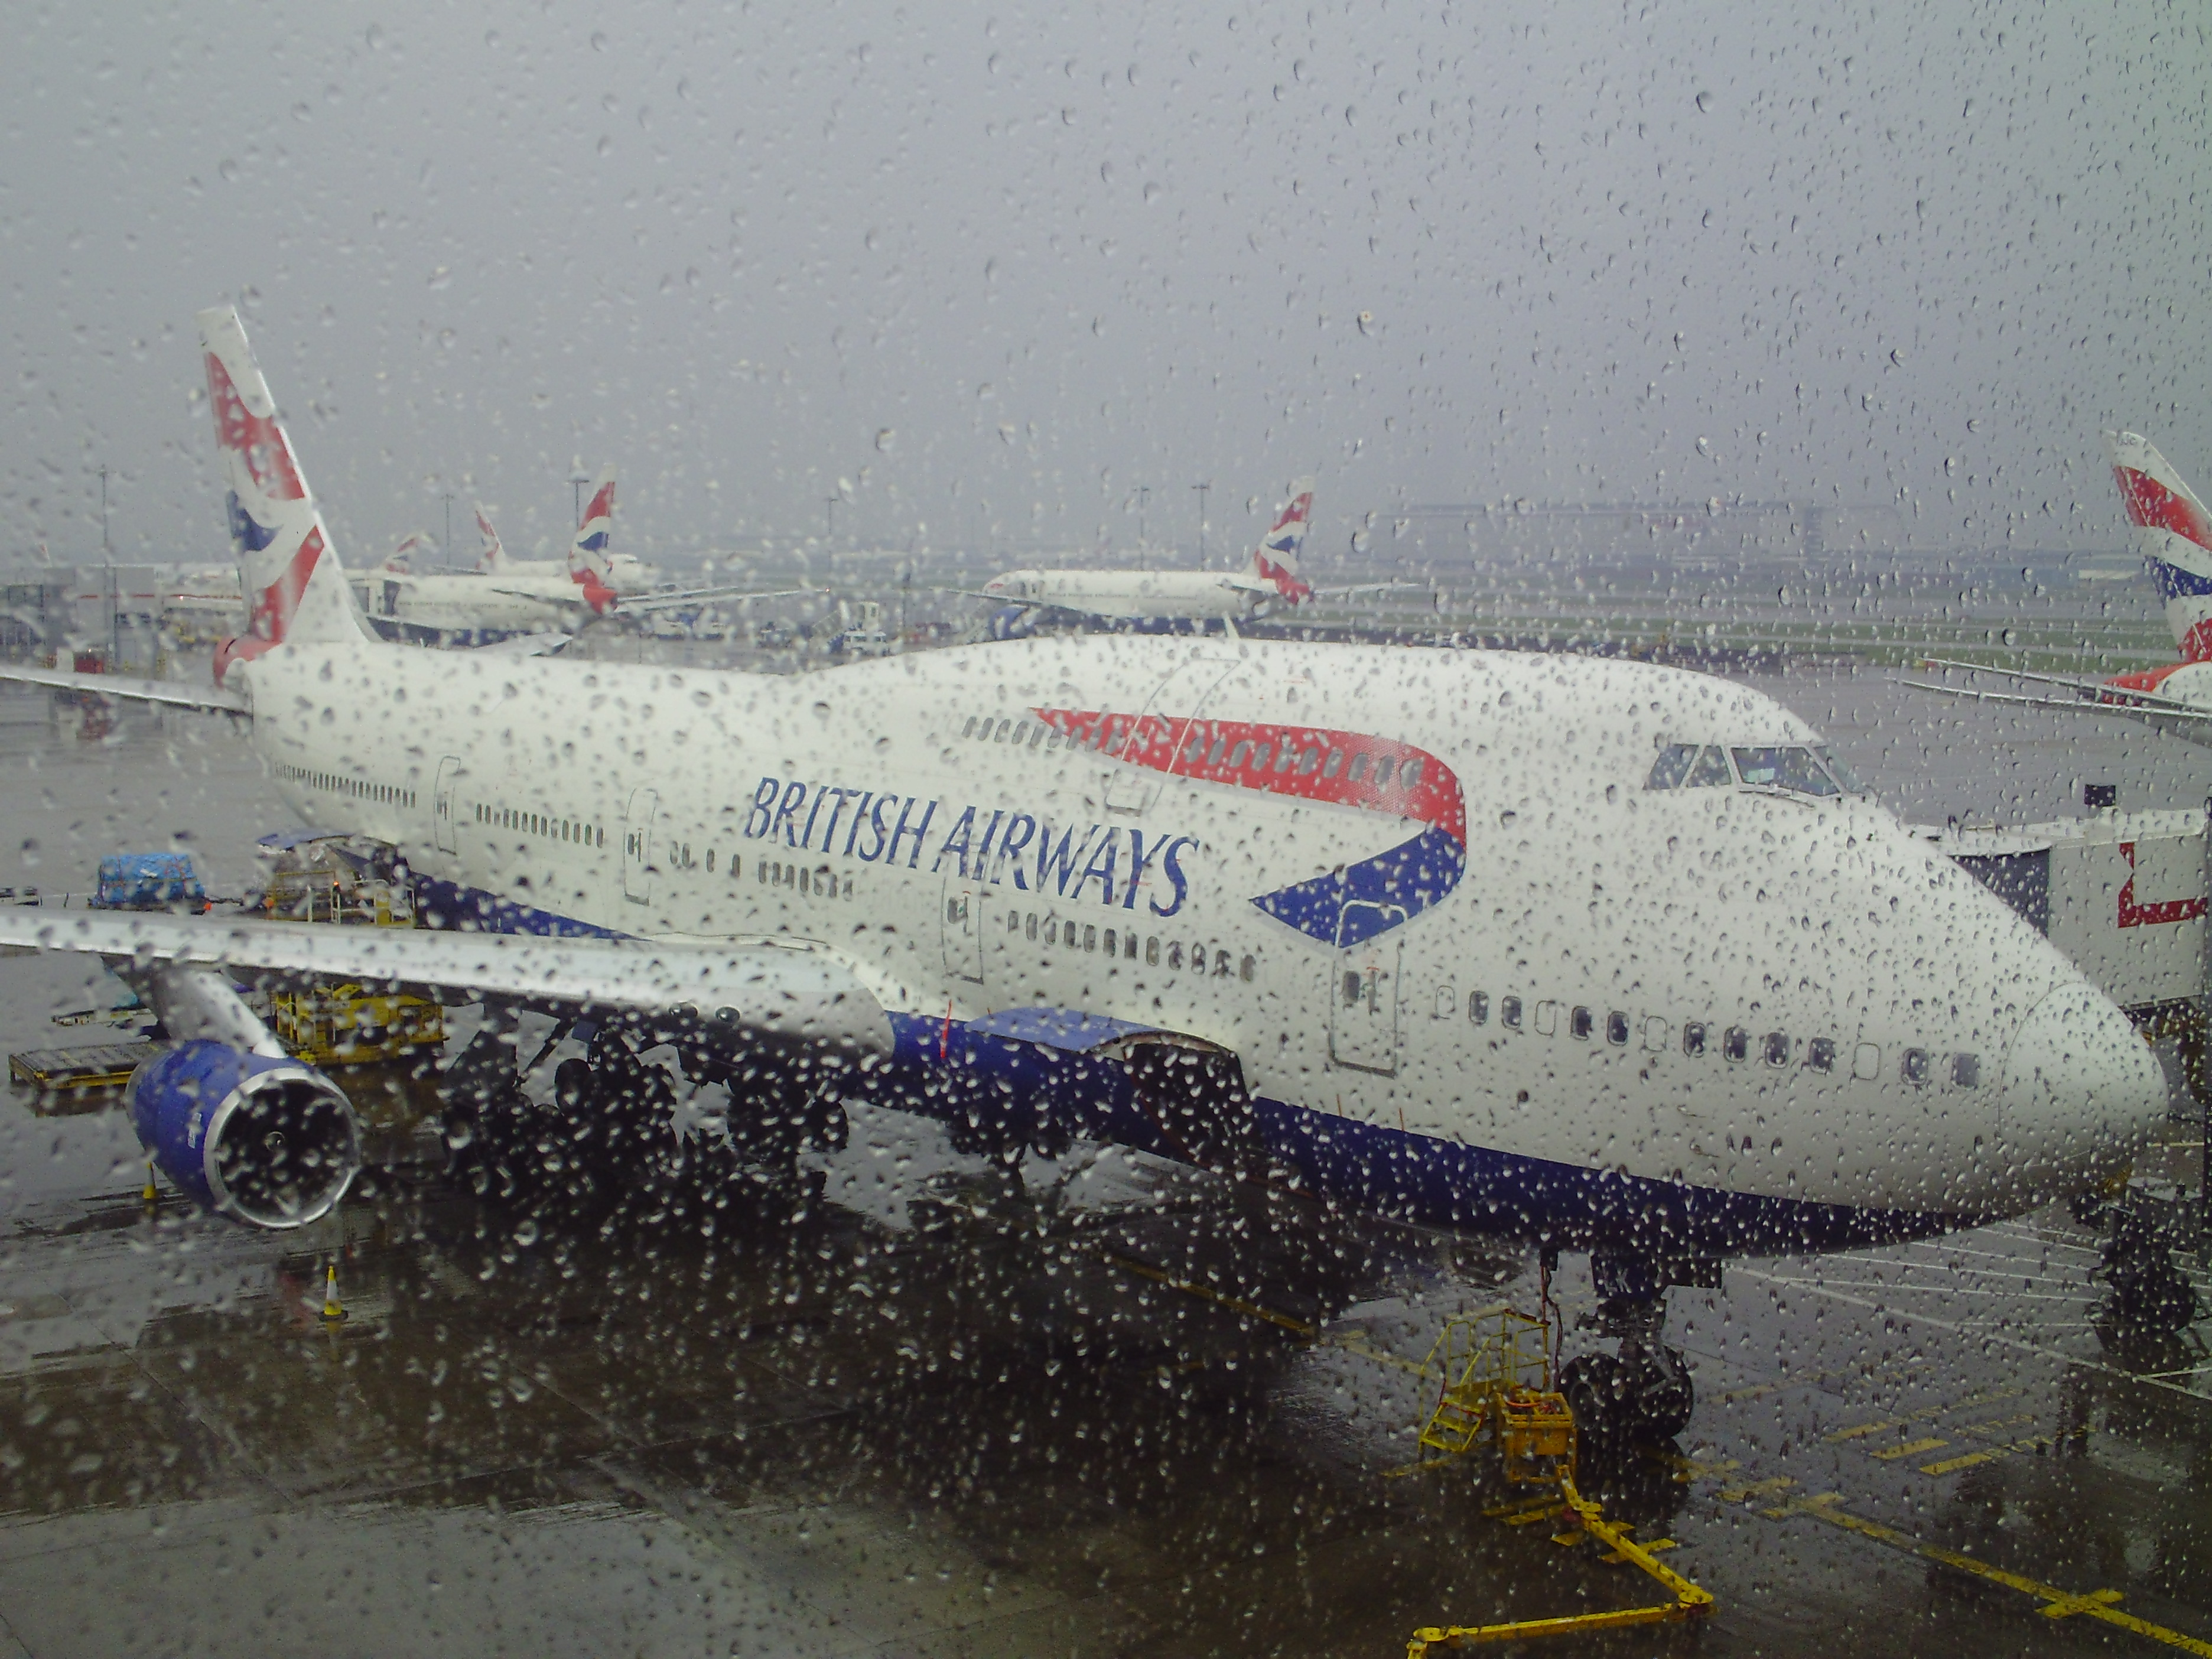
[261,870,414,926]
[271,983,444,1066]
[1404,1306,1713,1650]
[7,1042,160,1091]
[1416,1305,1576,1483]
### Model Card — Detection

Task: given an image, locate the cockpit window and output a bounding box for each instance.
[1647,744,1697,790]
[1730,746,1840,797]
[1685,746,1732,788]
[1814,745,1868,794]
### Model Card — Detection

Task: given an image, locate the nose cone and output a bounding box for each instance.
[1999,985,2168,1201]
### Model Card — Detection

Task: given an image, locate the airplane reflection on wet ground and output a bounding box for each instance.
[0,669,2207,1656]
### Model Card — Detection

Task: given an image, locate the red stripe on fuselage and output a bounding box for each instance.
[204,354,305,503]
[1032,708,1465,845]
[2113,464,2212,553]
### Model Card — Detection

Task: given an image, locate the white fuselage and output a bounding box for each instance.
[234,632,2162,1235]
[984,568,1269,621]
[351,555,662,639]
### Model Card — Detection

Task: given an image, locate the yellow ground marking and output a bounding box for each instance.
[1716,1475,1796,1504]
[1922,1437,2052,1476]
[1767,1494,2212,1655]
[1648,1450,1741,1482]
[1869,1437,1948,1460]
[1827,1417,1910,1442]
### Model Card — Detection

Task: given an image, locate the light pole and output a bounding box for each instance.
[98,465,110,555]
[442,494,455,567]
[1138,486,1150,570]
[570,470,591,528]
[1192,482,1209,563]
[825,496,840,543]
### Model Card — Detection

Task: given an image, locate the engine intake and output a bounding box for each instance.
[127,1040,361,1228]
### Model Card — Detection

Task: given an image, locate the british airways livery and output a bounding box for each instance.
[1910,431,2212,738]
[0,307,2169,1445]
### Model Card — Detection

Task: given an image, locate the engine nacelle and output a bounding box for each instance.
[126,1040,360,1227]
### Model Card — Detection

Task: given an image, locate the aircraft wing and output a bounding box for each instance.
[470,632,572,657]
[1901,660,2212,723]
[1308,580,1430,601]
[0,910,892,1056]
[487,587,594,612]
[0,662,249,713]
[611,583,821,616]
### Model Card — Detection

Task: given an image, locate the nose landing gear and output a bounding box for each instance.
[1556,1249,1712,1449]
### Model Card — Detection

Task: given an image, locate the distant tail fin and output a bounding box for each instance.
[474,505,507,574]
[2107,431,2212,662]
[197,304,364,678]
[1248,477,1316,603]
[384,533,430,575]
[566,467,619,612]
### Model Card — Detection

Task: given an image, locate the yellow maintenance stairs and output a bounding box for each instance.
[1401,1306,1712,1654]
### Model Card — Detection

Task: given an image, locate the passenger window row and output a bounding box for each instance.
[279,763,416,809]
[762,859,851,899]
[1001,909,1255,980]
[1173,726,1429,791]
[1463,990,1978,1087]
[962,714,1053,751]
[474,802,605,848]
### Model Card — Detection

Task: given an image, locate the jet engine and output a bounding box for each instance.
[125,967,362,1228]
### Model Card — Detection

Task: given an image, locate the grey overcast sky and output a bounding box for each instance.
[2,1,2207,567]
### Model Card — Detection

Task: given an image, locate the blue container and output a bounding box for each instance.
[93,853,206,911]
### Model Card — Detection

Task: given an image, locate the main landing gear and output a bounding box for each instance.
[441,1005,850,1232]
[1556,1249,1709,1450]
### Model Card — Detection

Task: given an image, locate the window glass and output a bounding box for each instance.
[1570,1006,1593,1039]
[1814,745,1868,794]
[1606,1011,1629,1046]
[1951,1053,1980,1088]
[1902,1048,1931,1086]
[1723,1026,1749,1062]
[1647,744,1698,789]
[1469,991,1489,1025]
[1730,746,1840,796]
[1146,936,1159,965]
[1807,1038,1837,1073]
[1501,997,1523,1030]
[1762,1031,1790,1067]
[1686,746,1732,787]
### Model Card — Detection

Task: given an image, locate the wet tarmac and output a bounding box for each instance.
[0,666,2208,1657]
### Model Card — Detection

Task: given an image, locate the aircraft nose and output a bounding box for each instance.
[1999,985,2168,1198]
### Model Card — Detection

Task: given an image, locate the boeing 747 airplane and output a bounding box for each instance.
[0,309,2167,1446]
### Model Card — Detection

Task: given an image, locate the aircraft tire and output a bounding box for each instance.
[1560,1352,1627,1450]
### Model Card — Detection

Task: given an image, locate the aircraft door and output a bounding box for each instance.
[623,786,659,905]
[432,756,463,854]
[1102,655,1236,815]
[941,877,984,984]
[1329,903,1405,1074]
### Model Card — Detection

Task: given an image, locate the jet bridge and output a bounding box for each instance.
[1918,792,2208,1027]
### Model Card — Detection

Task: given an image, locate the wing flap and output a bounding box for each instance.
[0,912,890,1055]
